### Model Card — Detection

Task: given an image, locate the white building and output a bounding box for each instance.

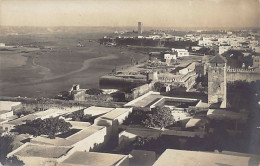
[191,46,202,51]
[198,37,213,47]
[172,48,189,57]
[219,45,231,54]
[164,54,177,60]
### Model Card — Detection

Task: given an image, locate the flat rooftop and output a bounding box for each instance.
[60,151,127,166]
[120,127,161,138]
[11,143,71,158]
[99,107,132,120]
[125,91,200,108]
[68,121,91,129]
[31,125,105,146]
[125,93,162,107]
[83,106,114,116]
[7,114,38,125]
[34,107,82,119]
[66,125,105,144]
[153,149,260,166]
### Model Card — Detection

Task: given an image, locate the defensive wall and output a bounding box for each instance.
[125,82,155,101]
[158,71,198,90]
[99,75,146,89]
[227,68,260,82]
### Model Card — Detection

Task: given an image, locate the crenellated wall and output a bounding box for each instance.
[227,68,260,82]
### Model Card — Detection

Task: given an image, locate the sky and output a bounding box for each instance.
[0,0,260,28]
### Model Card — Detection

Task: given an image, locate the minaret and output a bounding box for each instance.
[138,22,142,36]
[208,54,227,108]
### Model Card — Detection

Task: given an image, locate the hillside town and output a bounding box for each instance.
[0,21,259,166]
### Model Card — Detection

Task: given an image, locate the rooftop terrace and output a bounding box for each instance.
[60,151,127,166]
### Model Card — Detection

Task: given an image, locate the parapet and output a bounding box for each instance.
[227,68,259,73]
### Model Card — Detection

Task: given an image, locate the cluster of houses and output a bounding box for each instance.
[1,81,257,165]
[149,48,189,65]
[1,100,135,165]
[2,53,259,165]
[198,35,260,54]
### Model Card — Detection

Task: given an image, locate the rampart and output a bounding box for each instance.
[125,82,155,101]
[227,68,260,82]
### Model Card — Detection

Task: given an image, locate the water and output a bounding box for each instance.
[0,32,147,98]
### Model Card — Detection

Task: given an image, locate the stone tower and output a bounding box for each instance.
[208,54,227,108]
[138,22,143,36]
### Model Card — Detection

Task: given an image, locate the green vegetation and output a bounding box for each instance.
[123,108,149,125]
[110,91,126,102]
[13,117,72,139]
[5,156,24,166]
[143,107,174,128]
[86,88,104,95]
[56,91,72,100]
[65,109,93,123]
[195,47,215,55]
[195,74,208,92]
[0,134,24,165]
[195,74,208,87]
[124,107,174,128]
[227,80,259,111]
[0,134,13,164]
[222,50,253,68]
[15,107,33,118]
[154,82,165,92]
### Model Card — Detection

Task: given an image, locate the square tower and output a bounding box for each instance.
[208,54,227,108]
[138,22,142,36]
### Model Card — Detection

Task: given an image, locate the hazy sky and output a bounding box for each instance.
[0,0,260,28]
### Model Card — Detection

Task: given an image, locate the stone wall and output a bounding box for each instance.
[227,68,260,82]
[208,63,226,108]
[125,82,155,101]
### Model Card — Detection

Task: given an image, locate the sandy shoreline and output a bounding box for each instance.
[0,33,148,98]
[19,54,118,86]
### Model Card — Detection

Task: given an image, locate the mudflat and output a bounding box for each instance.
[0,33,147,98]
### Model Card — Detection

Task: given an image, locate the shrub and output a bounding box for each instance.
[13,117,72,139]
[86,88,103,95]
[142,106,174,128]
[154,82,164,92]
[0,134,14,164]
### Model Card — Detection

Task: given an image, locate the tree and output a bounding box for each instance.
[0,134,14,165]
[123,108,149,125]
[13,117,72,139]
[142,106,174,128]
[6,156,24,166]
[58,91,72,100]
[86,88,103,95]
[154,82,164,92]
[222,50,249,68]
[67,109,93,122]
[195,74,208,88]
[111,91,126,102]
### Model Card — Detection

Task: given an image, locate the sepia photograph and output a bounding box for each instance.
[0,0,260,165]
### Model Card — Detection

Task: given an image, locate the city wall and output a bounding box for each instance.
[125,82,155,101]
[227,68,260,82]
